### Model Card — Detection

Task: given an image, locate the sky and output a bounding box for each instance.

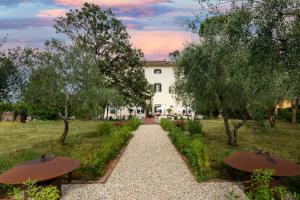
[0,0,204,60]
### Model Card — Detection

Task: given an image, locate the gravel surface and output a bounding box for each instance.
[62,125,247,200]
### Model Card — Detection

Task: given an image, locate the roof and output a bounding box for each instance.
[146,61,174,67]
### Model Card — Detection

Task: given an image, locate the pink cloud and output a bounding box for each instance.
[127,24,137,29]
[55,0,169,7]
[128,30,196,60]
[37,9,66,18]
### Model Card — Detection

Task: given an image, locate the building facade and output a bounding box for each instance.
[105,61,191,120]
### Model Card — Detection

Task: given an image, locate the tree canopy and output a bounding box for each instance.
[172,0,300,146]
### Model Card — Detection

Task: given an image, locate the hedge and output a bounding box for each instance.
[161,119,211,181]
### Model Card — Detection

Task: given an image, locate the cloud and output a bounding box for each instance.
[54,0,171,7]
[128,30,196,60]
[37,9,66,18]
[0,17,54,30]
[0,0,53,6]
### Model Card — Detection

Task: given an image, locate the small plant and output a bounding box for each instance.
[186,120,203,135]
[247,169,290,200]
[164,121,211,182]
[160,118,176,131]
[188,139,211,181]
[225,189,240,200]
[129,118,141,131]
[10,180,60,200]
[96,122,113,136]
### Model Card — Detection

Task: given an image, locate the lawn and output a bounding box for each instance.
[0,120,99,155]
[0,120,136,197]
[0,120,103,180]
[201,119,300,166]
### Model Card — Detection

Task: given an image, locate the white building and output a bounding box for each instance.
[106,61,192,120]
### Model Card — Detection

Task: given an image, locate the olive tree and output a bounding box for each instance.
[54,3,153,109]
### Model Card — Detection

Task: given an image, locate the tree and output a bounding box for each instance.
[0,37,16,101]
[54,3,153,109]
[0,37,37,102]
[173,9,253,146]
[23,42,101,144]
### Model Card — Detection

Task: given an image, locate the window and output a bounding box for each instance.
[137,108,145,114]
[110,109,116,114]
[154,69,162,74]
[154,105,162,113]
[154,83,162,93]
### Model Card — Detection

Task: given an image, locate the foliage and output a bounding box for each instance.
[0,120,137,196]
[0,102,14,113]
[94,126,132,176]
[278,108,300,123]
[160,118,176,132]
[0,53,16,101]
[185,120,203,135]
[96,122,114,136]
[163,119,211,181]
[169,127,190,154]
[246,169,292,200]
[10,180,59,200]
[173,0,300,146]
[54,3,153,107]
[200,119,300,194]
[128,118,141,131]
[188,139,211,181]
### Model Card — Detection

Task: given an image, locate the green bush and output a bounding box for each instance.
[95,126,132,176]
[247,169,293,200]
[278,108,300,123]
[129,118,141,131]
[164,120,211,182]
[186,120,203,135]
[96,122,114,136]
[0,102,14,113]
[169,127,190,155]
[160,118,176,131]
[10,180,59,200]
[188,139,211,181]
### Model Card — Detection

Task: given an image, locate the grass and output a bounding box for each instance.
[0,120,102,179]
[0,120,139,197]
[0,120,99,155]
[201,119,300,194]
[201,119,300,166]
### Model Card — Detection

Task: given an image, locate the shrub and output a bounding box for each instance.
[10,180,60,200]
[96,122,114,136]
[129,118,141,131]
[278,107,300,123]
[186,120,203,135]
[247,169,292,200]
[165,123,211,182]
[95,126,132,176]
[169,127,190,154]
[160,118,176,132]
[188,139,211,181]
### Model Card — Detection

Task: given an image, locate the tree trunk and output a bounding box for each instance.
[223,114,233,145]
[292,98,298,124]
[268,106,276,128]
[269,115,276,128]
[60,118,69,145]
[233,119,246,146]
[106,105,109,120]
[59,105,69,145]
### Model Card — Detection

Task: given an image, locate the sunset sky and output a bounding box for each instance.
[0,0,205,60]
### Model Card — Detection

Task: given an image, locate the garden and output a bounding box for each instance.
[160,118,300,199]
[0,118,141,198]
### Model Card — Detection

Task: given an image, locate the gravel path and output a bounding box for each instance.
[62,125,246,200]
